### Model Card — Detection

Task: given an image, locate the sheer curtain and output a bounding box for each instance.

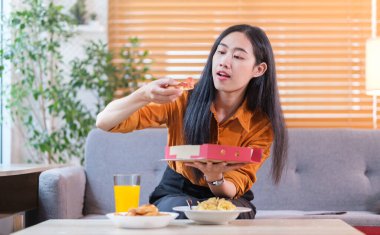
[0,0,11,164]
[1,0,5,163]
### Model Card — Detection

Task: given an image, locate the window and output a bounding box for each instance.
[0,0,4,163]
[1,0,10,164]
[108,0,380,129]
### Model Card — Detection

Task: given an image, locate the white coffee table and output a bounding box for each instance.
[11,219,364,235]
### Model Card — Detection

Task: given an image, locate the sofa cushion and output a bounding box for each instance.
[83,128,168,215]
[367,193,380,214]
[252,129,380,211]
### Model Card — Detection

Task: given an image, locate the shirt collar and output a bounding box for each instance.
[234,100,252,132]
[210,99,253,132]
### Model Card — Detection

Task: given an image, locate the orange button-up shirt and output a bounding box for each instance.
[110,91,273,198]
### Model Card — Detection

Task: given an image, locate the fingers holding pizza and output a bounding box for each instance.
[142,77,194,104]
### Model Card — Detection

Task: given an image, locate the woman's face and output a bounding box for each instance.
[212,32,260,94]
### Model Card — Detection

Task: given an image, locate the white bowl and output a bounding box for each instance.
[106,212,178,229]
[173,206,251,224]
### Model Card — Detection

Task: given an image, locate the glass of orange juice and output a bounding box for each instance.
[113,174,141,212]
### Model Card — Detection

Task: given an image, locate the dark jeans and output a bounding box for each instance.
[149,166,256,219]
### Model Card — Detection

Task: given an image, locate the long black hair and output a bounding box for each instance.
[183,24,288,184]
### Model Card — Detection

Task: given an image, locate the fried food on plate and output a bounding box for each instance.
[122,204,165,216]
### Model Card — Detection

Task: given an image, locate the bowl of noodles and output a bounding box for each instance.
[173,198,251,225]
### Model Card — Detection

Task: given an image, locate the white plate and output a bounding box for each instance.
[173,206,251,224]
[106,212,178,229]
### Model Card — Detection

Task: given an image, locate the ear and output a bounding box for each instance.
[252,62,267,78]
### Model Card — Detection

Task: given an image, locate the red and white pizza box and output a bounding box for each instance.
[164,144,262,163]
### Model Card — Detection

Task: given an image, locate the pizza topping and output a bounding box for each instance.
[166,77,195,90]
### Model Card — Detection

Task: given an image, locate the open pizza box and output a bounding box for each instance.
[164,144,262,163]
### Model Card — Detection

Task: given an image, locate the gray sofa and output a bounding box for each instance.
[37,128,380,228]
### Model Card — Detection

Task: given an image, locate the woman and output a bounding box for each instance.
[96,24,288,219]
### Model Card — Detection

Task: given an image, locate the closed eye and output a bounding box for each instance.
[233,55,244,59]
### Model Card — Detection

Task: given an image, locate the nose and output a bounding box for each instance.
[219,54,231,68]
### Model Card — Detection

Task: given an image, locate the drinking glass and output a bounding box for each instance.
[113,174,141,212]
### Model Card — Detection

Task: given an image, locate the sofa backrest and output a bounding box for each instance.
[83,128,168,215]
[252,129,380,211]
[83,128,380,215]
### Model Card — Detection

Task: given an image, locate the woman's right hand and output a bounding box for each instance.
[141,78,184,104]
[96,78,183,131]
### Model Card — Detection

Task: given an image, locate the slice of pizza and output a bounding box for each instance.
[167,77,195,90]
[177,77,194,90]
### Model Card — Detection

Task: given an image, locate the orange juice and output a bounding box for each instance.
[114,185,140,212]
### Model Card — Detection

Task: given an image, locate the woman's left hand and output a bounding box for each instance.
[184,161,246,182]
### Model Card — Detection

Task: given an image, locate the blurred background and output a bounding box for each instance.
[106,0,380,128]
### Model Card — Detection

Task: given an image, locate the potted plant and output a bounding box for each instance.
[0,0,153,164]
[70,37,153,116]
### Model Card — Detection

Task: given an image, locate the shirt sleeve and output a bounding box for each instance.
[223,117,274,198]
[109,102,172,133]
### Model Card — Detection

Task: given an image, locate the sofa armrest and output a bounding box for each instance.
[38,166,86,221]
